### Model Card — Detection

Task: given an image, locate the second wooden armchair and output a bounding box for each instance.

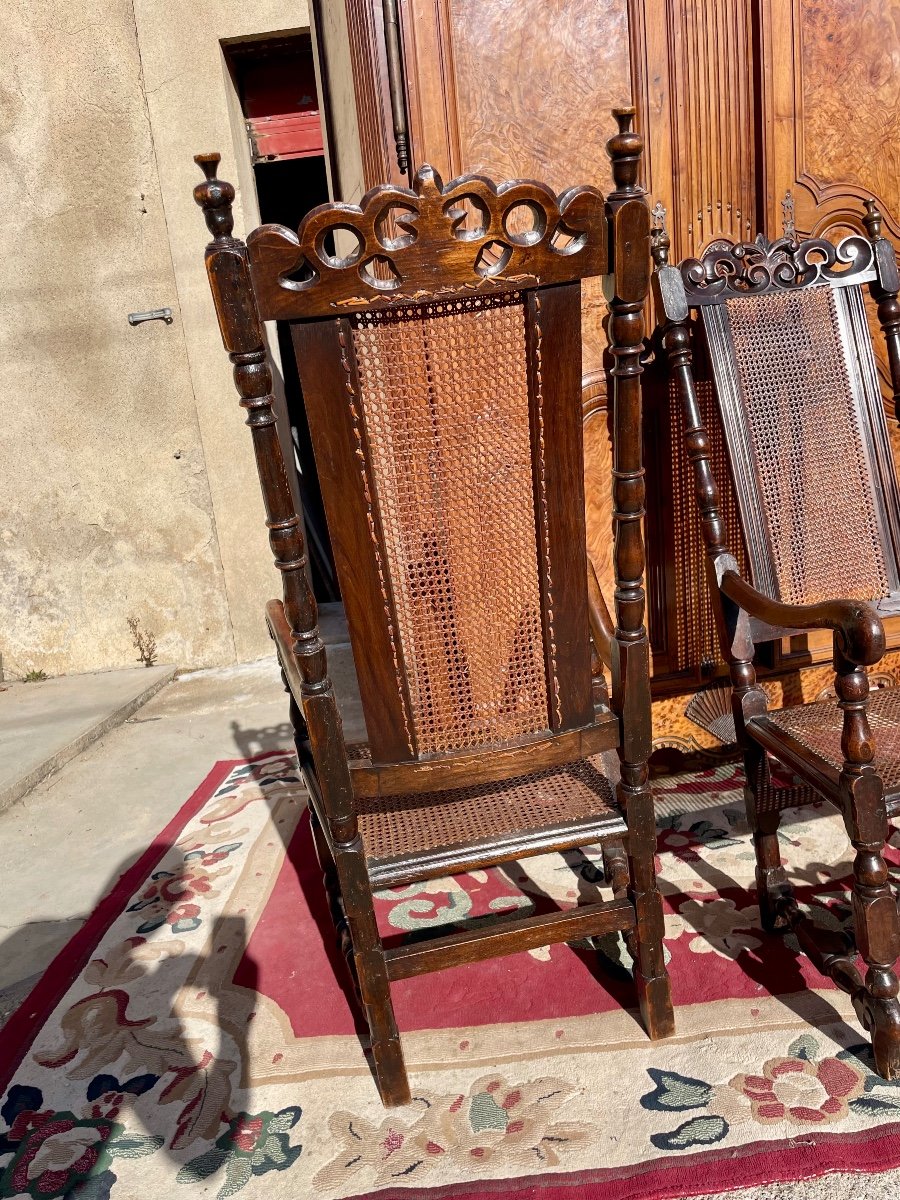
[652,202,900,1078]
[194,109,673,1107]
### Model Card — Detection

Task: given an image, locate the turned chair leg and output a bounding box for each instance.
[290,702,410,1105]
[307,817,410,1104]
[845,786,900,1079]
[601,838,628,895]
[745,746,794,934]
[603,838,638,961]
[621,768,675,1040]
[353,935,410,1106]
[834,657,900,1078]
[308,806,357,988]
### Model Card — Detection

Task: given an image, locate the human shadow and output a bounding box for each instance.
[230,719,368,1041]
[0,753,314,1192]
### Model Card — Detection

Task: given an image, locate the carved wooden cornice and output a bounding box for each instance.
[247,164,609,320]
[679,232,877,305]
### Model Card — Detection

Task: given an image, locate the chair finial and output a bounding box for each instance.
[193,152,235,242]
[650,201,670,268]
[607,106,643,197]
[863,197,884,241]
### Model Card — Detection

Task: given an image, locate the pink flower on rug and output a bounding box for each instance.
[381,1128,404,1156]
[315,1073,591,1190]
[731,1054,865,1125]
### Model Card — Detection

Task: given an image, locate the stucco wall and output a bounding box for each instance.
[0,0,309,678]
[132,0,311,667]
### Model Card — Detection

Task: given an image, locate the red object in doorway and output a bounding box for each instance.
[241,46,323,162]
[247,112,323,162]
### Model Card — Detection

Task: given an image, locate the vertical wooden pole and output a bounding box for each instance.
[606,110,673,1039]
[834,644,900,1080]
[650,215,791,933]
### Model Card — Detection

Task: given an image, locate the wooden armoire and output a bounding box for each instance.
[310,0,900,749]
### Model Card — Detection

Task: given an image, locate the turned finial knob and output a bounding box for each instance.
[863,197,884,241]
[607,106,643,195]
[193,152,235,241]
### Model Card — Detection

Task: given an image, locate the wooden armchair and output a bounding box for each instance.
[192,110,673,1107]
[652,202,900,1077]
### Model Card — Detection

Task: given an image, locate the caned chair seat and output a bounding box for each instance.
[348,750,625,887]
[753,687,900,802]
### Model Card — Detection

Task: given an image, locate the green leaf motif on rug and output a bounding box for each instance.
[469,1091,512,1132]
[850,1096,900,1113]
[176,1106,302,1199]
[107,1132,165,1158]
[177,1145,229,1183]
[787,1035,819,1061]
[650,1116,729,1151]
[640,1068,713,1112]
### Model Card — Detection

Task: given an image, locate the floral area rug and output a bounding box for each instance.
[3,750,900,1200]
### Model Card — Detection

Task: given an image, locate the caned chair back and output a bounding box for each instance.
[244,166,611,764]
[675,230,900,611]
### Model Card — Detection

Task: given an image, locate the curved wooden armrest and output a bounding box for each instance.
[587,557,615,670]
[720,570,885,666]
[266,598,305,703]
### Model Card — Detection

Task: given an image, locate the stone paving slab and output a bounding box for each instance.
[0,663,176,812]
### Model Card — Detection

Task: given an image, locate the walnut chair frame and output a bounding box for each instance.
[194,109,673,1107]
[652,202,900,1077]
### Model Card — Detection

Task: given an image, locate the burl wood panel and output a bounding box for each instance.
[447,0,631,385]
[761,0,900,243]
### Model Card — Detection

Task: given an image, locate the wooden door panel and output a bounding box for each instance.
[633,0,758,262]
[398,0,633,614]
[631,0,760,684]
[399,0,631,384]
[761,0,900,243]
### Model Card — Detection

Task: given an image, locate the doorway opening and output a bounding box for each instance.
[226,34,338,602]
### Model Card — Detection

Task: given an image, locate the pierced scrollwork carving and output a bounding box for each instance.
[680,231,877,305]
[247,164,608,320]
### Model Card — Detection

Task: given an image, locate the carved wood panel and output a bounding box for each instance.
[633,0,758,263]
[760,0,900,244]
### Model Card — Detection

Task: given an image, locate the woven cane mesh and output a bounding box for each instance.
[725,286,889,607]
[356,755,618,864]
[349,293,552,757]
[747,751,821,815]
[762,686,900,793]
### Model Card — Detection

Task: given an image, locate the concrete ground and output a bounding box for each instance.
[0,663,175,812]
[0,634,894,1199]
[0,607,363,1028]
